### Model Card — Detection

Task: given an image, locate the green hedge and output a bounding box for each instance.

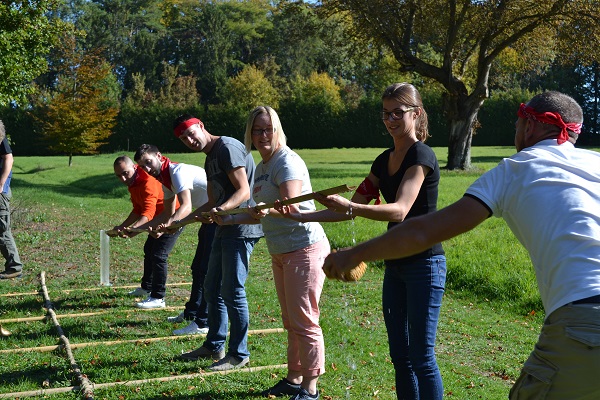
[9,89,596,156]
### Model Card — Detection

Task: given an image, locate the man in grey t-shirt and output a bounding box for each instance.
[172,115,262,372]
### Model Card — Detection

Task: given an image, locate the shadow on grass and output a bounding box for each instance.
[309,167,365,180]
[12,173,127,199]
[57,319,162,341]
[317,160,374,165]
[0,364,70,392]
[470,155,508,164]
[144,392,259,400]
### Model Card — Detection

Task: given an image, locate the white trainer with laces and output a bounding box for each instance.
[167,312,185,323]
[136,297,165,309]
[173,321,209,336]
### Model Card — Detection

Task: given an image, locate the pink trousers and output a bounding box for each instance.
[271,238,330,377]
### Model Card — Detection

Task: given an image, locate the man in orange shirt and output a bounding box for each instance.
[110,155,182,305]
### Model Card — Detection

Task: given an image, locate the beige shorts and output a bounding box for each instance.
[509,302,600,399]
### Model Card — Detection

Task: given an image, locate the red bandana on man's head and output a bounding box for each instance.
[174,118,201,138]
[517,103,582,145]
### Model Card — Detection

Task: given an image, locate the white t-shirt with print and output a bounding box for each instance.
[253,146,326,255]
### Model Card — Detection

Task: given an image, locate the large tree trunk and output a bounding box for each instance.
[443,92,484,170]
[447,118,474,170]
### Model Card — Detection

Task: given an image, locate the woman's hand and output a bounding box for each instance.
[314,193,351,214]
[274,198,303,221]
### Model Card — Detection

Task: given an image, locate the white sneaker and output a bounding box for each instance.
[128,287,150,296]
[167,312,185,323]
[136,297,165,309]
[173,321,209,336]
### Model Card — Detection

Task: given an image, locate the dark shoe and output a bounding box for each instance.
[167,311,186,323]
[128,287,150,297]
[180,345,225,361]
[208,354,249,371]
[261,378,301,397]
[0,269,22,279]
[289,388,319,400]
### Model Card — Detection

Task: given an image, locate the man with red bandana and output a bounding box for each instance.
[110,155,183,307]
[324,91,600,399]
[171,114,263,372]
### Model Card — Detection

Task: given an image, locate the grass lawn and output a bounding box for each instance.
[0,146,555,399]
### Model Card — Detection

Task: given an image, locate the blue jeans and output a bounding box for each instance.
[142,228,182,299]
[184,223,216,328]
[382,255,446,400]
[203,236,259,359]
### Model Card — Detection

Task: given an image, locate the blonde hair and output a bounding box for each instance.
[0,119,5,142]
[244,106,287,156]
[382,83,430,142]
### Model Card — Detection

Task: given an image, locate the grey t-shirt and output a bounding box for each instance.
[205,136,262,239]
[253,146,325,254]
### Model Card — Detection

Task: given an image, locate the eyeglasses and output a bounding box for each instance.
[380,107,416,121]
[251,127,274,136]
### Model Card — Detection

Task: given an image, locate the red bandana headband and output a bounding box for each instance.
[517,103,582,145]
[174,118,201,138]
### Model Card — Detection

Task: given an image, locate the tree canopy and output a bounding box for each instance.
[3,0,600,159]
[0,0,65,106]
[34,35,119,166]
[322,0,600,169]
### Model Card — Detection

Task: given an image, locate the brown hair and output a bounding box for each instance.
[382,83,430,142]
[134,144,160,162]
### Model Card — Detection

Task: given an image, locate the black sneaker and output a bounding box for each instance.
[0,269,22,279]
[260,378,301,397]
[289,388,319,400]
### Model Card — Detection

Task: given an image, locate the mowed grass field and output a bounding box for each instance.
[0,146,571,399]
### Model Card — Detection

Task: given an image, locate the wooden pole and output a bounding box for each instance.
[0,328,285,354]
[167,183,357,230]
[0,282,191,298]
[39,271,95,399]
[0,364,288,399]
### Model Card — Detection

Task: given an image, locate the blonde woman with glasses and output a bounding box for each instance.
[214,106,329,400]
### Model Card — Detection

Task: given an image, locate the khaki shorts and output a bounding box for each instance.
[509,303,600,399]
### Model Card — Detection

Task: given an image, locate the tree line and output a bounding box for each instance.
[1,1,599,165]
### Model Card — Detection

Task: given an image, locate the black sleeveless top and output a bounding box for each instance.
[371,142,445,263]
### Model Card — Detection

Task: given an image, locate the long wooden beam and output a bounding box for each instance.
[0,363,288,398]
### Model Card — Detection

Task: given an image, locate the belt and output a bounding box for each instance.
[572,294,600,304]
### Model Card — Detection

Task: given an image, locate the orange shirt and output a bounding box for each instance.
[129,167,164,220]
